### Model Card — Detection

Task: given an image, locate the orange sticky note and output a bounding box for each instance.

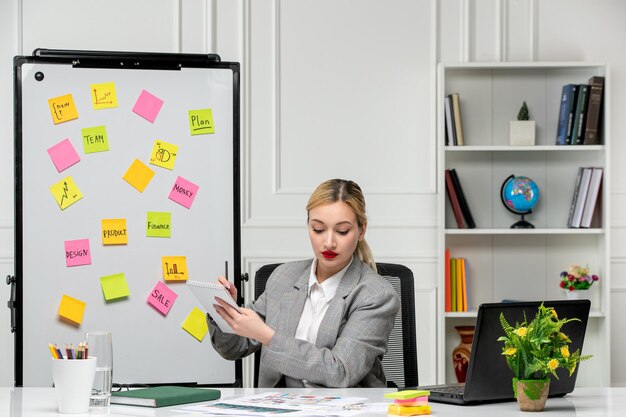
[162,256,187,281]
[102,218,128,245]
[388,404,431,415]
[91,82,118,109]
[48,93,79,124]
[123,159,155,192]
[58,295,86,325]
[182,307,209,341]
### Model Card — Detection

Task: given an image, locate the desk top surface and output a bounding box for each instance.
[1,387,625,416]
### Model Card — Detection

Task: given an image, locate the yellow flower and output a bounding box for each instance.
[503,348,517,356]
[561,346,570,358]
[558,332,568,340]
[551,309,558,320]
[513,327,528,337]
[548,359,559,370]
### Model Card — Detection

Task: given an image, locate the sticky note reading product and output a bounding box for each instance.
[162,256,187,281]
[102,218,128,245]
[91,82,118,110]
[48,94,79,124]
[100,273,130,301]
[50,176,83,210]
[82,126,110,153]
[47,139,80,172]
[149,140,178,170]
[188,108,215,135]
[64,239,91,267]
[148,281,177,316]
[168,176,199,209]
[123,159,155,192]
[58,295,86,325]
[182,307,209,341]
[146,212,171,238]
[132,90,164,123]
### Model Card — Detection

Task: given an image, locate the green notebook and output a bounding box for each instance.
[111,386,221,408]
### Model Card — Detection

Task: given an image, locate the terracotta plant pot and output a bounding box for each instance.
[513,378,550,412]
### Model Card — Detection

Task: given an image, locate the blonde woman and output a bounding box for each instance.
[210,179,400,387]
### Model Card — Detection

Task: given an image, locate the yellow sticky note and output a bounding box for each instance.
[82,125,109,153]
[147,212,171,238]
[384,390,430,400]
[123,159,155,192]
[182,307,208,342]
[162,256,187,281]
[188,108,215,135]
[388,404,431,416]
[100,273,130,301]
[58,294,86,325]
[91,82,118,109]
[102,218,128,245]
[149,140,178,170]
[49,176,83,210]
[48,93,79,124]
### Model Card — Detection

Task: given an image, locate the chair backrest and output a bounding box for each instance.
[252,262,418,388]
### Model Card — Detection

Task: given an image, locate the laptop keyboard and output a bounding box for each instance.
[433,385,465,394]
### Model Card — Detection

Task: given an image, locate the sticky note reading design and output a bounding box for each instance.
[162,256,187,281]
[48,93,79,124]
[188,108,215,135]
[147,281,177,316]
[65,239,91,267]
[50,176,83,210]
[47,139,80,172]
[168,176,199,209]
[132,90,164,123]
[123,159,155,192]
[182,307,209,341]
[58,294,86,325]
[146,212,171,238]
[91,82,118,110]
[102,218,128,245]
[100,273,130,301]
[82,126,110,153]
[149,140,178,170]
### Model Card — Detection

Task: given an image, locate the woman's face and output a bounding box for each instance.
[308,201,366,281]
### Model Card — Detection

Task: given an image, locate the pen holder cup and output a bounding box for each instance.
[51,357,97,414]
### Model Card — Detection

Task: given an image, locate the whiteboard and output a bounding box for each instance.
[14,51,241,386]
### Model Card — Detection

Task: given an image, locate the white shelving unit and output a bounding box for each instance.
[437,62,610,387]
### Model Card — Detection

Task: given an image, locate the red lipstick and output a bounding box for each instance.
[322,250,338,259]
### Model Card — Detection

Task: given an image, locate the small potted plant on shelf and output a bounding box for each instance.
[560,264,599,299]
[498,304,592,412]
[510,101,536,146]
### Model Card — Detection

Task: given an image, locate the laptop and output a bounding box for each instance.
[413,300,591,405]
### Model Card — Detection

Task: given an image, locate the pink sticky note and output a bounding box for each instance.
[147,281,177,316]
[168,176,200,209]
[64,239,91,267]
[132,90,164,123]
[47,139,80,172]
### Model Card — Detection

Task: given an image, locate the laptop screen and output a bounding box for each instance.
[463,300,591,402]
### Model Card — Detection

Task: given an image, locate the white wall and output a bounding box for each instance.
[1,0,625,387]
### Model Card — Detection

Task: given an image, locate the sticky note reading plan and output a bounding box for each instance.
[146,212,171,238]
[100,273,130,301]
[82,126,110,153]
[50,176,83,210]
[147,281,177,316]
[188,108,215,135]
[162,256,187,281]
[182,307,208,341]
[149,140,178,170]
[91,82,118,110]
[102,218,127,245]
[168,176,199,209]
[47,139,80,172]
[65,239,91,267]
[132,90,164,123]
[123,159,155,192]
[58,295,86,325]
[48,93,79,124]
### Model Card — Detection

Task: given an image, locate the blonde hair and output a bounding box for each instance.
[306,179,376,272]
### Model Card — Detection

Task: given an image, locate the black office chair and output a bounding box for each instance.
[252,262,418,388]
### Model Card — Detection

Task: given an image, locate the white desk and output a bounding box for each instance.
[1,387,625,416]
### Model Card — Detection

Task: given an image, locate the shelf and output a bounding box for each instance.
[445,228,604,235]
[445,145,604,152]
[445,311,606,319]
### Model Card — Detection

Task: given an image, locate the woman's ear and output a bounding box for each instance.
[358,223,367,241]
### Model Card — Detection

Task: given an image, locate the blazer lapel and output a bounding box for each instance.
[278,269,310,337]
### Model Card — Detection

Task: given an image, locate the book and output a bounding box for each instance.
[566,167,584,228]
[571,84,590,145]
[556,84,578,145]
[445,95,457,146]
[445,170,465,228]
[186,280,241,333]
[569,167,593,228]
[451,93,464,146]
[580,168,603,228]
[449,169,476,228]
[445,249,451,312]
[111,386,221,408]
[450,257,457,312]
[460,258,468,312]
[455,258,463,312]
[583,76,605,145]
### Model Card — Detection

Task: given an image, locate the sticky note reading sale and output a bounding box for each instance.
[132,90,163,123]
[58,294,86,325]
[149,140,178,170]
[188,108,215,135]
[123,159,155,192]
[182,307,208,341]
[50,176,83,210]
[48,93,79,124]
[148,281,177,316]
[100,273,130,301]
[82,126,110,153]
[147,212,171,238]
[168,176,199,209]
[162,256,187,281]
[102,218,127,245]
[47,139,80,172]
[91,82,118,110]
[65,239,91,267]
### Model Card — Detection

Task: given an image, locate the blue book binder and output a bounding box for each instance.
[556,84,579,145]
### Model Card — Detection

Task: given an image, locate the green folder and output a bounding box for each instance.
[111,386,221,408]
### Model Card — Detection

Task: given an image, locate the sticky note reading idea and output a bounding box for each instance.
[146,212,171,238]
[168,176,199,209]
[82,126,109,153]
[47,139,80,172]
[149,140,178,170]
[50,176,83,210]
[100,273,130,301]
[132,90,163,123]
[91,82,118,110]
[65,239,91,267]
[102,218,127,245]
[182,307,208,341]
[188,108,215,135]
[58,294,86,325]
[147,281,177,316]
[123,159,155,192]
[48,93,79,124]
[162,256,187,281]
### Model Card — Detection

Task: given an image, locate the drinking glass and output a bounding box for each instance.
[86,330,113,408]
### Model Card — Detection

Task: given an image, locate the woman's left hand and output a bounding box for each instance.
[213,298,275,345]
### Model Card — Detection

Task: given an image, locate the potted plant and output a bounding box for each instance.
[510,101,536,146]
[498,304,592,412]
[560,264,599,299]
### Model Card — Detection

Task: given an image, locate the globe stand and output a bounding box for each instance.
[511,212,535,229]
[500,175,538,229]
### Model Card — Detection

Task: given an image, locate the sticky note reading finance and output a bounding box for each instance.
[91,82,118,110]
[100,273,130,301]
[82,126,110,153]
[47,139,80,172]
[162,256,187,281]
[102,218,127,245]
[65,239,91,267]
[188,108,215,135]
[48,93,79,124]
[147,212,171,238]
[58,294,86,325]
[50,176,83,210]
[149,140,178,170]
[132,90,163,123]
[182,307,208,342]
[123,159,155,192]
[168,176,199,209]
[147,281,177,316]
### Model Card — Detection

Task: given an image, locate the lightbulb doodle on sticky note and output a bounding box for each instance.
[132,90,164,123]
[100,273,130,302]
[47,139,80,172]
[188,108,215,135]
[102,218,127,245]
[65,239,91,267]
[182,307,209,342]
[50,176,83,210]
[168,176,199,209]
[149,140,178,170]
[58,294,86,325]
[48,93,79,124]
[82,126,110,153]
[122,159,155,192]
[162,256,187,281]
[91,82,118,110]
[147,281,177,316]
[146,212,171,238]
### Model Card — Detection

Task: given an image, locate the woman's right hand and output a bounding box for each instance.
[217,276,238,299]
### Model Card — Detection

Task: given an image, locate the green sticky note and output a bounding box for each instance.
[82,126,109,153]
[146,212,171,238]
[384,390,430,399]
[188,108,215,135]
[100,273,130,301]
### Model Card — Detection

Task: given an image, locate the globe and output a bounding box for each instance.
[500,175,539,228]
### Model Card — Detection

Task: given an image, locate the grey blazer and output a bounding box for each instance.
[209,258,400,387]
